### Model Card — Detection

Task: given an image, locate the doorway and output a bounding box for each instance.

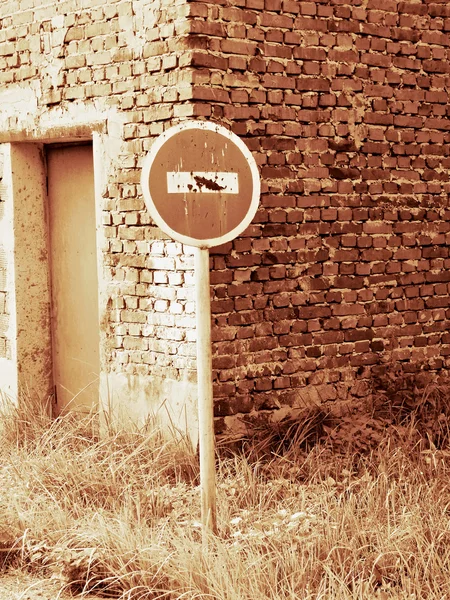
[46,144,100,414]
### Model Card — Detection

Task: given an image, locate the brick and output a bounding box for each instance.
[221,39,256,56]
[293,47,327,61]
[260,12,293,28]
[262,74,295,89]
[190,51,228,71]
[296,78,330,91]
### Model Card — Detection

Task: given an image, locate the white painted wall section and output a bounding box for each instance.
[0,145,17,400]
[100,372,198,445]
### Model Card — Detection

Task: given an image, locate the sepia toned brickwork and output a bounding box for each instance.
[1,0,450,434]
[178,0,450,431]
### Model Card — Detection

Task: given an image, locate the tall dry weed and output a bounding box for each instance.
[1,378,450,598]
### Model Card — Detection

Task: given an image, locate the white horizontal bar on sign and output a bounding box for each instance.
[167,171,239,194]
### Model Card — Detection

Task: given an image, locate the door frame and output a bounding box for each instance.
[0,123,109,408]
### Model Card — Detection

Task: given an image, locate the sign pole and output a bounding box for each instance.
[194,246,217,537]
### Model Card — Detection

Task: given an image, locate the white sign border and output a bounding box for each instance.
[140,120,261,249]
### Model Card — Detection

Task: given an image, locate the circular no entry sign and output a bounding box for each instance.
[140,121,260,248]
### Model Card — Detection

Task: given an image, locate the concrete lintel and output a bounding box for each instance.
[0,121,106,144]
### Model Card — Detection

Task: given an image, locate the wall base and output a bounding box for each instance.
[100,372,198,446]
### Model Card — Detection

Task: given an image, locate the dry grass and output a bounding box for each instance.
[1,378,450,599]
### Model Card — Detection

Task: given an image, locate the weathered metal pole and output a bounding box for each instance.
[194,246,217,536]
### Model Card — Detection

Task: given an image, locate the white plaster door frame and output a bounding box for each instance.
[0,125,108,413]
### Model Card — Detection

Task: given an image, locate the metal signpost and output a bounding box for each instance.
[141,120,260,535]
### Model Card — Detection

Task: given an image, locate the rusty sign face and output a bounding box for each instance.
[140,121,260,248]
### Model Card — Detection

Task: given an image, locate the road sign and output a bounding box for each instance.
[140,120,260,248]
[140,121,261,538]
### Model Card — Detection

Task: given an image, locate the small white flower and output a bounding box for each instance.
[230,516,242,525]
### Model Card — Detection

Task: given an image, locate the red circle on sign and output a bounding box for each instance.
[140,121,260,248]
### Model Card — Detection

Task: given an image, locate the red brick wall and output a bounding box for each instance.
[181,0,450,431]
